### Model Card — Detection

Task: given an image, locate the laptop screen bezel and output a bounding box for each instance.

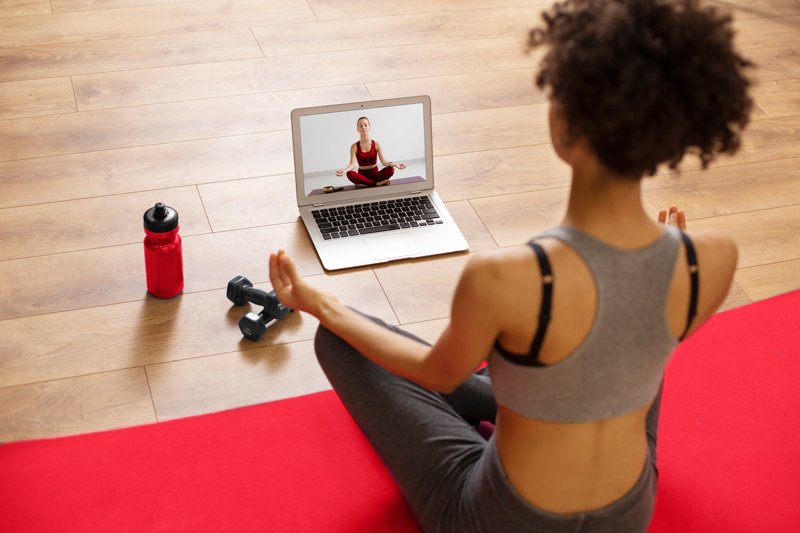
[291,95,434,208]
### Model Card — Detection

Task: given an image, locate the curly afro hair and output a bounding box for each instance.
[530,0,753,178]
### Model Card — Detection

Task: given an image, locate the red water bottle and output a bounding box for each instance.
[143,202,184,298]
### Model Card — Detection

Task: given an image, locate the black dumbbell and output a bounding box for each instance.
[227,276,293,341]
[227,275,273,307]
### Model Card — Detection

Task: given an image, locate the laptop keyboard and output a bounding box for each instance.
[311,196,443,240]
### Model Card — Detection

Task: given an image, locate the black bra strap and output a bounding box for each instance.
[495,241,554,367]
[679,232,699,341]
[527,241,554,361]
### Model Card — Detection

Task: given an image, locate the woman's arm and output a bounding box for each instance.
[269,250,503,392]
[336,144,359,176]
[375,141,406,170]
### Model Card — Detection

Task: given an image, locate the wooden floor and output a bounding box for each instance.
[1,0,798,442]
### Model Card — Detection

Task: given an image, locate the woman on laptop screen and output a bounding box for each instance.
[270,0,752,530]
[336,116,406,187]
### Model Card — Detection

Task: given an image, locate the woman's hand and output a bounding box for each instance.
[268,250,332,316]
[396,162,406,170]
[658,205,687,230]
[335,169,345,177]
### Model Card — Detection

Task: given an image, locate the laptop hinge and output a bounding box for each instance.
[311,203,325,207]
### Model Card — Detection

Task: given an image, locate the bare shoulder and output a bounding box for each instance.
[682,229,738,323]
[462,245,538,282]
[684,228,738,272]
[461,244,552,302]
[455,247,542,328]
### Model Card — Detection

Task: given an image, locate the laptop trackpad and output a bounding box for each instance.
[366,232,420,260]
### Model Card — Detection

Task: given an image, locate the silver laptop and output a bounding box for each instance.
[291,95,469,271]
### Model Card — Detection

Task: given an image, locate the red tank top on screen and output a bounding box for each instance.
[356,140,377,167]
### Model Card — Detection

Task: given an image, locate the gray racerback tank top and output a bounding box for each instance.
[487,225,682,422]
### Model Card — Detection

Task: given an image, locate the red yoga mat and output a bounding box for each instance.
[649,289,800,532]
[1,290,798,532]
[0,392,419,533]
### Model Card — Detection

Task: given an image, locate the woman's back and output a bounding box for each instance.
[485,217,737,513]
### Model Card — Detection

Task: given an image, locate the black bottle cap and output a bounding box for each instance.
[143,202,179,232]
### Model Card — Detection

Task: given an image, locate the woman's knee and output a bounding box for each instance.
[346,171,371,186]
[314,323,340,365]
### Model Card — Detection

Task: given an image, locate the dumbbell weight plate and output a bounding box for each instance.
[227,275,254,307]
[238,311,267,341]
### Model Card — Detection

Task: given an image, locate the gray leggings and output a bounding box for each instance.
[314,316,659,533]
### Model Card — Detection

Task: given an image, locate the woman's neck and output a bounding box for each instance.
[359,134,371,145]
[562,164,662,248]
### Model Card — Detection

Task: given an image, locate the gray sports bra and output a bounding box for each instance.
[487,225,698,422]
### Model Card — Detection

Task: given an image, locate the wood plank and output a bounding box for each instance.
[735,259,800,301]
[373,253,470,324]
[252,7,540,56]
[399,318,450,344]
[0,222,322,320]
[661,114,800,172]
[751,78,800,117]
[0,85,370,161]
[198,174,299,231]
[433,103,550,156]
[0,132,294,209]
[147,340,330,421]
[0,0,314,48]
[445,200,498,253]
[719,280,753,312]
[367,68,545,114]
[0,187,210,261]
[0,270,395,389]
[434,144,570,202]
[736,114,800,163]
[710,0,800,20]
[734,15,800,51]
[643,157,800,220]
[73,38,535,110]
[769,46,800,77]
[0,28,264,84]
[306,0,551,20]
[0,368,155,442]
[0,78,76,120]
[50,0,198,12]
[0,0,50,17]
[469,187,568,247]
[742,45,800,82]
[690,204,800,268]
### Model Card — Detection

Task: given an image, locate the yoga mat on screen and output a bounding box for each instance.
[1,291,798,532]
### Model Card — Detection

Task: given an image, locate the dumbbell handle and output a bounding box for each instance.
[239,285,273,307]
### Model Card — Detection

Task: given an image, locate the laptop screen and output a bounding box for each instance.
[292,96,432,206]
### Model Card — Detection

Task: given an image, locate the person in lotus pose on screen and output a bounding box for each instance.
[270,1,752,531]
[336,116,406,187]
